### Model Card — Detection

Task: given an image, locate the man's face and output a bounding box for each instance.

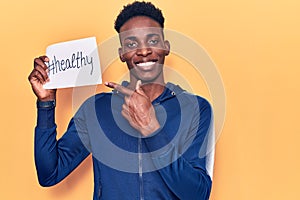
[118,16,170,83]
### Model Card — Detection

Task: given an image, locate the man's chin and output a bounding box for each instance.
[130,68,164,83]
[138,76,165,85]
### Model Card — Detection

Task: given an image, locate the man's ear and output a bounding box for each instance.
[164,40,170,56]
[118,47,126,62]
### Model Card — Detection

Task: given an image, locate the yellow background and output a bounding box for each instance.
[1,0,300,199]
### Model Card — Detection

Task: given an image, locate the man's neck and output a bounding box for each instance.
[128,80,165,102]
[142,83,165,102]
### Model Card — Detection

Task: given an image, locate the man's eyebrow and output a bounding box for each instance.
[124,36,137,41]
[147,33,160,38]
[124,33,160,40]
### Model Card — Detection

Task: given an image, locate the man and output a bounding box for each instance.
[28,1,214,200]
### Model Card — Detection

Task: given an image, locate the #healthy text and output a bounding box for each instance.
[47,51,94,76]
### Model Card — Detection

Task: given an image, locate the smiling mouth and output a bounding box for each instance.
[136,61,157,67]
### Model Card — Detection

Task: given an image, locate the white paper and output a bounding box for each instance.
[44,37,102,89]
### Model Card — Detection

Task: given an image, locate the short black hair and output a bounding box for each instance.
[114,1,165,33]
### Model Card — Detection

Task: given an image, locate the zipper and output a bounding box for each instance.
[138,136,144,200]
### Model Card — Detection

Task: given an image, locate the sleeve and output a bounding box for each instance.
[34,104,90,187]
[144,98,214,200]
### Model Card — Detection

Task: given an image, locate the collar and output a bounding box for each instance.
[112,81,185,104]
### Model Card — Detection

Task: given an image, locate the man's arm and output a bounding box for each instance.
[29,56,90,186]
[34,105,90,186]
[143,98,214,200]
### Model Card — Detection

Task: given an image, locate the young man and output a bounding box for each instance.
[28,2,214,200]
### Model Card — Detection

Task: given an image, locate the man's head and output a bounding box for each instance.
[115,1,170,84]
[114,1,164,33]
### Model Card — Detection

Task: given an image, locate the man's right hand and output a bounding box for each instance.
[28,56,56,101]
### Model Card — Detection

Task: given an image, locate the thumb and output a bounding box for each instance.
[135,80,145,95]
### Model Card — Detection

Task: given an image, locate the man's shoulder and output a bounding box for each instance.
[169,83,211,108]
[163,83,212,118]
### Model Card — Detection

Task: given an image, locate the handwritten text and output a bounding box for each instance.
[47,51,94,76]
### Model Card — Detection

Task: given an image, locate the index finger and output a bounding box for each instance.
[39,55,49,62]
[105,82,134,96]
[34,56,49,70]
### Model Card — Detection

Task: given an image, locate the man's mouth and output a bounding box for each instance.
[136,61,156,67]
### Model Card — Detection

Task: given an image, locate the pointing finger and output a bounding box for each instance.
[105,82,134,96]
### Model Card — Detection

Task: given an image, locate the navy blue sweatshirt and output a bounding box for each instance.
[34,82,214,200]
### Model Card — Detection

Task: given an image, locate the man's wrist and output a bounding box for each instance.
[36,100,56,109]
[141,120,160,137]
[36,100,56,129]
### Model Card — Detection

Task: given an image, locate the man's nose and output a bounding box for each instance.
[136,45,152,56]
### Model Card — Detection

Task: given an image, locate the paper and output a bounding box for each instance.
[44,37,102,89]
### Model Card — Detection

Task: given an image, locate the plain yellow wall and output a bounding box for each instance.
[1,0,300,199]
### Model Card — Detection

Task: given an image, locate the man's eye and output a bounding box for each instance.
[148,39,158,45]
[126,42,138,48]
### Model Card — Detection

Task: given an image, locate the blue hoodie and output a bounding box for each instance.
[34,82,214,200]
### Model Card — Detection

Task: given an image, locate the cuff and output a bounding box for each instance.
[36,100,56,129]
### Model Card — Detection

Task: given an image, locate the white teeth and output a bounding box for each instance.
[136,61,156,67]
